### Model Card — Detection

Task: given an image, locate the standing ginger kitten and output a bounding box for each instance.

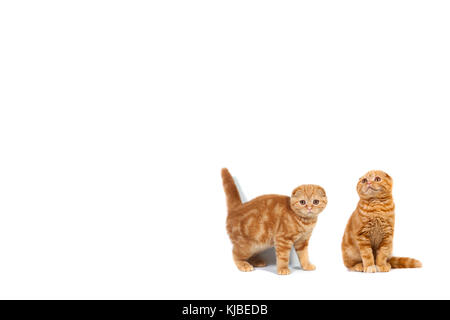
[342,170,422,272]
[221,168,327,275]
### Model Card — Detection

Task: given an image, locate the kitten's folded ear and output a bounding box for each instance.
[384,172,393,181]
[291,186,303,197]
[316,186,327,197]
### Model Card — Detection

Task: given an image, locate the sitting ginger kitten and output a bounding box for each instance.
[342,170,422,272]
[221,168,327,275]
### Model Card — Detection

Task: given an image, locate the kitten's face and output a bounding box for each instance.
[357,170,393,199]
[290,185,327,218]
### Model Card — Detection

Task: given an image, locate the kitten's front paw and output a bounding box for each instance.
[277,268,291,275]
[364,265,377,273]
[376,264,391,272]
[302,263,316,271]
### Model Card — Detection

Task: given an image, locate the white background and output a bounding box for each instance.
[0,1,449,299]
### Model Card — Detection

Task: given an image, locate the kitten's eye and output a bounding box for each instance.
[375,177,381,182]
[313,200,320,205]
[362,178,368,183]
[299,200,306,205]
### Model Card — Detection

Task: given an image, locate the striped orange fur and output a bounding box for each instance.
[222,168,327,275]
[341,170,422,272]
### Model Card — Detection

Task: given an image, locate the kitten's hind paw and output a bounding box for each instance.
[376,264,391,272]
[250,259,267,268]
[277,268,291,275]
[349,263,363,272]
[236,261,254,272]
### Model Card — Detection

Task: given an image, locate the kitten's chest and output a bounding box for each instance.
[292,221,315,242]
[368,218,385,247]
[294,229,312,243]
[361,215,393,248]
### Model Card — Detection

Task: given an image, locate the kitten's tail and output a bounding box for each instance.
[389,257,422,269]
[221,168,242,210]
